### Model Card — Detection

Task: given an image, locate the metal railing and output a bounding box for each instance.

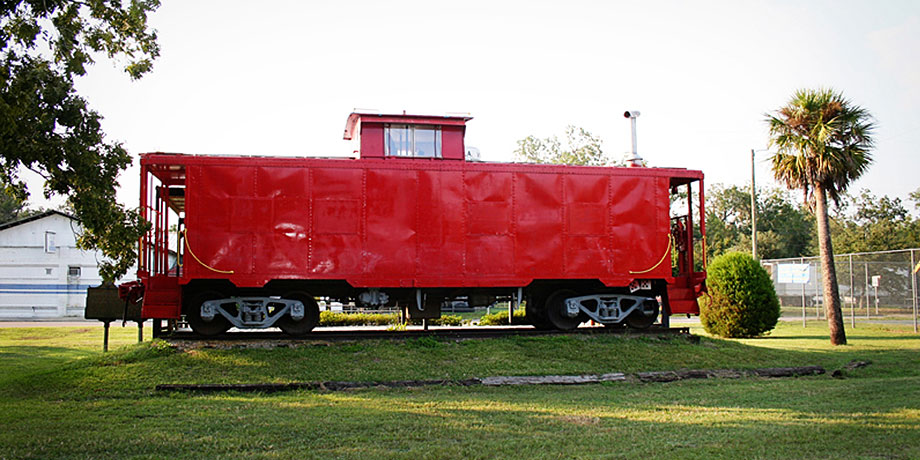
[762,248,919,332]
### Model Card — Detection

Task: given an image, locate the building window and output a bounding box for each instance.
[68,266,81,277]
[385,124,441,158]
[44,231,56,253]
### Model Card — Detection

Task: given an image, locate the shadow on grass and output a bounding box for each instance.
[0,346,96,372]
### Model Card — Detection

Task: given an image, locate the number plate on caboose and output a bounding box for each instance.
[628,279,652,293]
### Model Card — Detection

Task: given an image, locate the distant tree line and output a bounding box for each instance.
[704,184,920,261]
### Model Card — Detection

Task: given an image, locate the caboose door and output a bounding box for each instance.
[667,178,706,315]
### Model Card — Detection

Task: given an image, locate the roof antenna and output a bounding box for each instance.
[624,110,643,167]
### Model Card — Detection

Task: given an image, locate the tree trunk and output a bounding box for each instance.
[814,186,847,345]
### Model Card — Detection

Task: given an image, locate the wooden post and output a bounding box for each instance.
[103,321,111,352]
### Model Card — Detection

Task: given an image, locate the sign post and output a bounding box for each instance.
[871,275,881,316]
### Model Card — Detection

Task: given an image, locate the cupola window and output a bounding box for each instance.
[385,124,441,158]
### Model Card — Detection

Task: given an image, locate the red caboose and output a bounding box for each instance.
[137,112,706,335]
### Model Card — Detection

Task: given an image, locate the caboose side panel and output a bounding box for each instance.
[365,169,418,282]
[416,170,466,283]
[310,167,363,276]
[608,175,669,282]
[514,172,564,277]
[562,173,610,277]
[464,170,515,279]
[182,160,674,288]
[254,165,309,276]
[186,164,258,278]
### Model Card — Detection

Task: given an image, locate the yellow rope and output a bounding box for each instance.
[702,235,707,268]
[179,228,235,274]
[914,260,920,274]
[629,233,674,275]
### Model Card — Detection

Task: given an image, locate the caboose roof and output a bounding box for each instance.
[343,112,473,140]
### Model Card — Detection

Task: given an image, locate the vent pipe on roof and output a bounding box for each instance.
[624,110,643,167]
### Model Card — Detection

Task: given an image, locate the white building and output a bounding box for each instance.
[0,211,132,319]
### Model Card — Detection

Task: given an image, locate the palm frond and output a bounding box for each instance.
[765,88,874,206]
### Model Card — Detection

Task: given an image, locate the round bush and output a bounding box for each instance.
[701,252,780,338]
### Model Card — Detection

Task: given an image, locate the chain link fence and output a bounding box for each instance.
[762,248,920,332]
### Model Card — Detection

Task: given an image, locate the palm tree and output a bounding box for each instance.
[766,88,875,345]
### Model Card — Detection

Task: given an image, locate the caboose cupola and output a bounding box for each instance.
[343,112,472,160]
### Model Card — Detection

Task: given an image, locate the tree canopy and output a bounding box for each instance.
[768,88,874,207]
[1,177,30,222]
[704,184,813,261]
[910,187,920,212]
[1,0,160,281]
[514,125,613,166]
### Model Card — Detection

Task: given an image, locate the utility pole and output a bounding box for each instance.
[751,149,757,260]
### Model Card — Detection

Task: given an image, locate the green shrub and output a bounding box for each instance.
[479,308,527,326]
[701,252,780,338]
[436,315,463,326]
[318,311,464,327]
[408,315,463,326]
[318,311,397,327]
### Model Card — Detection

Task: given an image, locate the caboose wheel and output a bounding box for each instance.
[545,289,583,331]
[277,291,320,336]
[625,299,660,329]
[186,290,232,336]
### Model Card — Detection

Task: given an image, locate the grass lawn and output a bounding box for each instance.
[1,323,918,459]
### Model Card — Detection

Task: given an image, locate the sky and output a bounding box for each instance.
[27,0,920,210]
